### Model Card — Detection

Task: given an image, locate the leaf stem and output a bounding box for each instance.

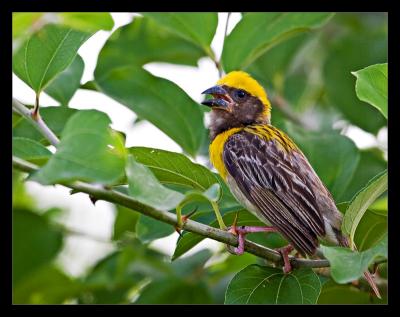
[13,155,330,269]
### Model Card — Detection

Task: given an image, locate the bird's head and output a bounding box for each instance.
[201,71,271,139]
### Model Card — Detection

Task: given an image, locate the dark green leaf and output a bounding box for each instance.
[135,278,213,304]
[341,148,387,202]
[44,55,84,106]
[13,106,78,145]
[342,170,387,243]
[58,12,114,32]
[136,215,175,243]
[13,208,63,286]
[225,265,321,304]
[143,13,218,52]
[171,249,212,277]
[81,241,171,304]
[323,20,387,133]
[112,205,140,241]
[320,234,387,283]
[96,66,206,156]
[13,265,82,304]
[13,24,91,93]
[248,33,310,87]
[95,16,204,79]
[12,137,52,165]
[317,280,373,304]
[222,13,333,71]
[285,123,360,202]
[352,63,387,119]
[30,110,127,185]
[126,155,184,211]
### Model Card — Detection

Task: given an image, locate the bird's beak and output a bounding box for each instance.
[201,85,233,111]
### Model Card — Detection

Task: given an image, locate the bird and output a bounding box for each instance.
[200,70,381,298]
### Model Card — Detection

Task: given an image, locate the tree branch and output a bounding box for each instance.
[12,97,60,147]
[13,156,330,269]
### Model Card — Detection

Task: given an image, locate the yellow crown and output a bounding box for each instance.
[217,71,270,108]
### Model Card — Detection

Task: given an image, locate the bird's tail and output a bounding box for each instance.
[335,229,381,299]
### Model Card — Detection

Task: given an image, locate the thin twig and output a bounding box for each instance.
[13,156,330,269]
[12,98,60,146]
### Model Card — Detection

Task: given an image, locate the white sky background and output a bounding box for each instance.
[12,13,387,277]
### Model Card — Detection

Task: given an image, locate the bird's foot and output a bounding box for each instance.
[175,207,198,237]
[227,212,278,255]
[277,244,294,274]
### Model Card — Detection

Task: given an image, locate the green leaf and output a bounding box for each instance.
[171,249,213,277]
[95,66,206,156]
[95,16,204,79]
[128,147,220,191]
[44,54,84,106]
[222,13,334,72]
[126,155,184,211]
[354,198,387,251]
[12,137,52,166]
[136,215,175,243]
[13,24,91,93]
[323,19,387,134]
[320,234,387,284]
[80,241,171,304]
[112,205,140,240]
[128,147,239,209]
[143,13,218,52]
[13,106,78,145]
[135,278,213,304]
[248,33,310,87]
[58,12,114,32]
[352,63,387,119]
[13,265,82,304]
[342,170,387,243]
[13,208,63,286]
[30,110,127,185]
[317,280,374,304]
[285,123,360,202]
[225,265,321,304]
[12,13,43,39]
[341,148,387,202]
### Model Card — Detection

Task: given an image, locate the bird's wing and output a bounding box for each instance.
[223,130,326,255]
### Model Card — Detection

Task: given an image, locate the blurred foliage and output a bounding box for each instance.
[12,12,387,304]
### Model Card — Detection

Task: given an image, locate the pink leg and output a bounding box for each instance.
[228,225,278,255]
[277,244,294,274]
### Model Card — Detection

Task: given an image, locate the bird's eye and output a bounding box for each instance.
[235,89,246,99]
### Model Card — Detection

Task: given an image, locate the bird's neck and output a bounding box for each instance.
[209,111,270,141]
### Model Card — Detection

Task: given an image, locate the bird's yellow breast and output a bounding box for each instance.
[209,127,243,180]
[209,125,298,180]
